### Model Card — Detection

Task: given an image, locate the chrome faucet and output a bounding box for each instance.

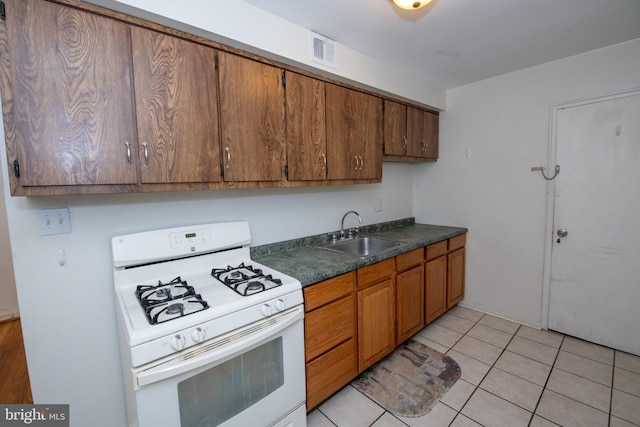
[340,211,363,239]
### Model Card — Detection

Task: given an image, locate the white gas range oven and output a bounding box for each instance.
[111,222,306,427]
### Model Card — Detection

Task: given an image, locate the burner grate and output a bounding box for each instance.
[211,263,283,296]
[136,276,209,325]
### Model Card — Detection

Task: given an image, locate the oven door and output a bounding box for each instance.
[131,306,306,427]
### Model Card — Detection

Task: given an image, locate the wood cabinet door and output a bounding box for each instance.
[447,247,466,307]
[2,0,137,187]
[285,72,326,181]
[425,255,447,324]
[358,92,383,179]
[396,264,425,344]
[326,84,382,180]
[383,100,407,156]
[218,52,286,182]
[407,107,438,159]
[422,110,439,160]
[358,277,395,371]
[131,27,221,183]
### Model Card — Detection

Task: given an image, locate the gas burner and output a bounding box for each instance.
[211,263,263,285]
[146,298,209,325]
[136,277,209,324]
[211,264,282,296]
[166,303,184,315]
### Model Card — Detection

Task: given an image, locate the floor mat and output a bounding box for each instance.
[351,339,461,418]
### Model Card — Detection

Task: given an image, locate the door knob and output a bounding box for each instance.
[557,229,568,238]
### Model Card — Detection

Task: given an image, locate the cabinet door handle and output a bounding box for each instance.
[353,155,359,171]
[403,136,408,151]
[358,155,363,170]
[142,142,150,169]
[124,141,133,169]
[225,147,231,169]
[321,153,326,172]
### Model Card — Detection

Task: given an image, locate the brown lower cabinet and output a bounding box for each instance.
[303,272,357,410]
[396,248,425,344]
[425,234,467,323]
[357,258,396,372]
[304,233,466,411]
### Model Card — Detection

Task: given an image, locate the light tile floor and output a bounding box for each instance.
[307,306,640,427]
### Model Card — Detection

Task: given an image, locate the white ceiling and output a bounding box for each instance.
[240,0,640,89]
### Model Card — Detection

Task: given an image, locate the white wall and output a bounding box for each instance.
[414,38,640,327]
[0,164,18,321]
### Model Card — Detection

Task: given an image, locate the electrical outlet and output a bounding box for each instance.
[37,208,71,236]
[374,199,383,212]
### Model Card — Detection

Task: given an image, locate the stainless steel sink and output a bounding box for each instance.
[318,237,405,258]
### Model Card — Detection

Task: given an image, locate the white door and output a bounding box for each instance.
[549,92,640,356]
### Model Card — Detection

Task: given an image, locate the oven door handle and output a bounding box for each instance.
[135,306,304,388]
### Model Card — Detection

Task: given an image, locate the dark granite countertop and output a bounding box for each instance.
[251,218,467,287]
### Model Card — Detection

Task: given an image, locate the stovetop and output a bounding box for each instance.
[111,222,304,366]
[114,247,302,345]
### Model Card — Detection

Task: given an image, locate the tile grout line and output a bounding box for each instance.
[528,333,566,427]
[441,310,487,427]
[445,312,527,426]
[461,323,544,427]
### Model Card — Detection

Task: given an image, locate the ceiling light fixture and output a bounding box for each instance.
[390,0,433,10]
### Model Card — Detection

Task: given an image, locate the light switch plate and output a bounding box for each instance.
[37,208,71,236]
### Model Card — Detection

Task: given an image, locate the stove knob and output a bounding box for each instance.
[170,334,186,351]
[275,299,286,311]
[260,304,272,317]
[191,327,206,343]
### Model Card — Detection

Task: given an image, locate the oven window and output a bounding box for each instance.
[178,337,284,427]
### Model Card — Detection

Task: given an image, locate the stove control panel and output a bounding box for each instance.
[170,229,211,249]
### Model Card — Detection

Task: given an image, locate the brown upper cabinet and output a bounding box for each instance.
[384,100,439,162]
[218,52,286,182]
[131,27,221,184]
[325,84,383,181]
[285,72,327,181]
[0,0,434,196]
[1,0,138,191]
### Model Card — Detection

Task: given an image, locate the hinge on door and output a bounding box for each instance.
[13,159,19,178]
[283,165,289,179]
[281,73,286,88]
[0,2,5,21]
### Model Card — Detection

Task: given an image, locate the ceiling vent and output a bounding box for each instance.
[309,31,337,69]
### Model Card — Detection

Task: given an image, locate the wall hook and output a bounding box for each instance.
[531,165,560,181]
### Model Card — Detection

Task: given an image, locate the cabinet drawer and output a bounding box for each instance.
[448,234,466,251]
[426,240,448,261]
[304,296,355,361]
[304,272,355,312]
[306,338,357,410]
[357,258,395,289]
[396,248,424,272]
